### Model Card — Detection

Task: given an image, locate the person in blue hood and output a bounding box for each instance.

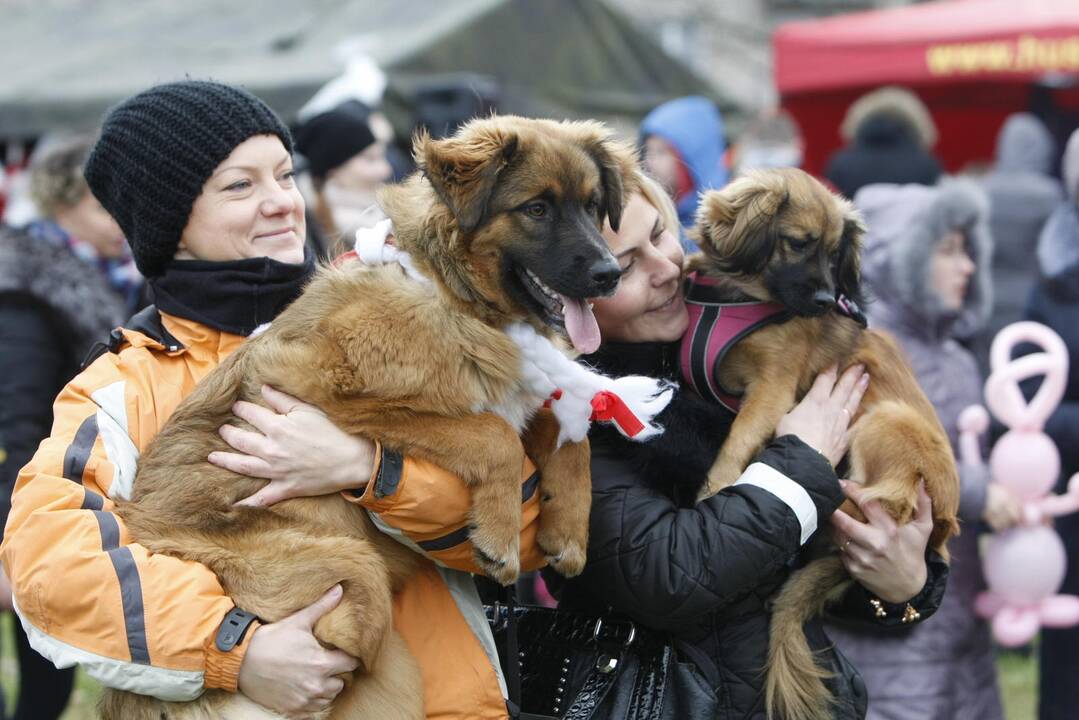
[640,96,728,250]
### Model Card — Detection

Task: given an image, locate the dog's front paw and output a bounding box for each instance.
[470,524,521,586]
[699,464,742,502]
[538,534,586,578]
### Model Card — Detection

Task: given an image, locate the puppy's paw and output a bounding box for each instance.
[698,464,741,502]
[539,536,586,578]
[470,524,521,586]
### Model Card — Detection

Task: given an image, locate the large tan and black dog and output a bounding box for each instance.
[688,168,960,720]
[100,116,639,720]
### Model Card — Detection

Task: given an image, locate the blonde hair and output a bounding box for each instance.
[634,170,680,236]
[29,134,94,218]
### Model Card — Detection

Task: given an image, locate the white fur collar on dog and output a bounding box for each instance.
[352,222,673,444]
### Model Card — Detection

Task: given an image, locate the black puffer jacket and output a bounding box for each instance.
[825,115,942,200]
[554,342,949,720]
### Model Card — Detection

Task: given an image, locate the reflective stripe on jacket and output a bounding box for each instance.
[2,311,542,718]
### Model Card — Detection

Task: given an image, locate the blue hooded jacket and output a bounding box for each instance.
[640,96,728,244]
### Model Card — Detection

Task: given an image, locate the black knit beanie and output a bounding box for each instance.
[293,100,377,181]
[84,80,294,277]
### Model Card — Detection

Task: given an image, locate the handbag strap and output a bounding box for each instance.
[560,652,625,720]
[501,584,522,718]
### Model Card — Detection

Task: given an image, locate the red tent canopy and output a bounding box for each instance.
[775,0,1079,177]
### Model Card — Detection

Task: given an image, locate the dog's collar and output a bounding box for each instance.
[837,294,868,328]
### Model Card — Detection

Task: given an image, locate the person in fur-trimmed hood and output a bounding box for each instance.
[825,87,943,199]
[0,135,141,530]
[0,135,138,720]
[1030,127,1079,720]
[824,180,1015,720]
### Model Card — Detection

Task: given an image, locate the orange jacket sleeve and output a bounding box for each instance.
[349,443,547,573]
[1,355,253,700]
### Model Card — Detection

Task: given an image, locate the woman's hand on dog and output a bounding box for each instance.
[208,385,376,507]
[832,480,933,604]
[239,585,359,718]
[775,364,869,467]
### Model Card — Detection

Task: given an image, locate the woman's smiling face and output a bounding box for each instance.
[592,193,688,344]
[175,134,306,265]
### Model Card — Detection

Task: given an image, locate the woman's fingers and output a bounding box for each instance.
[912,480,934,534]
[261,384,310,415]
[829,364,866,412]
[219,423,275,459]
[830,507,876,548]
[805,365,840,403]
[231,399,281,435]
[208,450,275,479]
[843,371,870,419]
[235,480,295,508]
[840,480,897,534]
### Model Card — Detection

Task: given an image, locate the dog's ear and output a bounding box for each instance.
[417,125,519,234]
[694,173,788,275]
[836,207,866,305]
[580,131,638,232]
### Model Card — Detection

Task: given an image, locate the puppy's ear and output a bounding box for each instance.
[580,132,638,232]
[417,125,519,234]
[836,207,866,305]
[694,173,788,275]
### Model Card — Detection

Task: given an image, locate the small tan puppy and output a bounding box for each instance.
[689,168,960,720]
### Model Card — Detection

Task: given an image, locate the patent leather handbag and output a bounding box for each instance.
[486,603,716,720]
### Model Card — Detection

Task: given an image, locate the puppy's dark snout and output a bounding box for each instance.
[812,289,837,309]
[590,260,622,296]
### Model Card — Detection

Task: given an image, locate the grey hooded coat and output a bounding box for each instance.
[824,181,1004,720]
[973,113,1063,375]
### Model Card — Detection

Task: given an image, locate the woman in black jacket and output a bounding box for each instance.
[552,173,949,720]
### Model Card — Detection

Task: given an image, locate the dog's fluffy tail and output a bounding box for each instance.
[765,555,852,720]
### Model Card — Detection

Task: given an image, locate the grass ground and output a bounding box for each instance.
[0,614,1042,719]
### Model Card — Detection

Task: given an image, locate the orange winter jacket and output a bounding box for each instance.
[1,309,543,720]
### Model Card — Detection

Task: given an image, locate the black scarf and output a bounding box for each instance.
[148,249,316,336]
[581,340,679,381]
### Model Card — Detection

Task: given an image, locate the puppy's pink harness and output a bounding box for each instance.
[679,273,868,412]
[679,273,789,413]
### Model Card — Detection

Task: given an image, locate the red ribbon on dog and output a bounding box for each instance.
[543,389,564,409]
[333,249,359,267]
[589,391,645,437]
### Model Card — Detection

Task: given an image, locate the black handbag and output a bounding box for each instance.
[486,601,717,720]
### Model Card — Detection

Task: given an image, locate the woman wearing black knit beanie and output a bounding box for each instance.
[2,80,537,720]
[294,99,393,256]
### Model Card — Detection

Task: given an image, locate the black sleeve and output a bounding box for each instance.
[1021,290,1079,491]
[0,296,66,527]
[573,435,844,630]
[1046,403,1079,490]
[827,549,949,627]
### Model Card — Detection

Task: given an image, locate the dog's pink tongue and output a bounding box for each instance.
[560,295,601,355]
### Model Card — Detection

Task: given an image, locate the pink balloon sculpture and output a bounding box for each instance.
[957,321,1079,647]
